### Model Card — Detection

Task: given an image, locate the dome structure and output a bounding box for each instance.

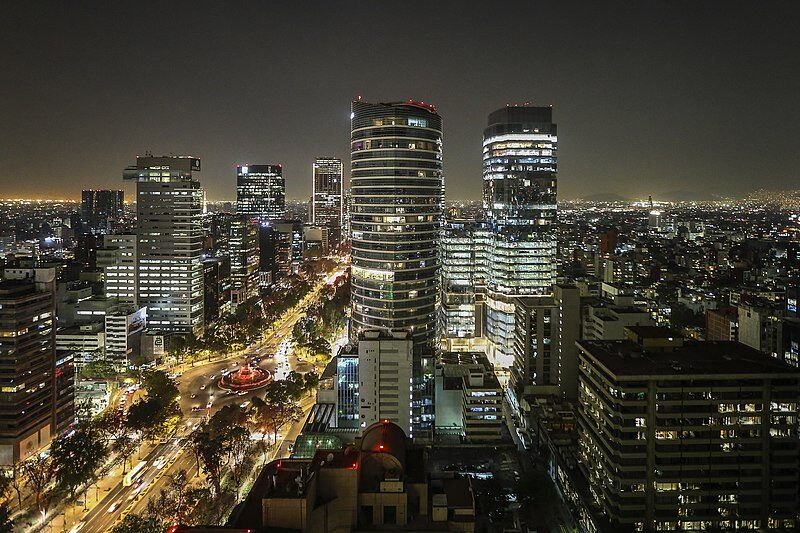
[359,420,409,492]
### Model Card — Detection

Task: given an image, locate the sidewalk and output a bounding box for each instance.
[37,441,158,533]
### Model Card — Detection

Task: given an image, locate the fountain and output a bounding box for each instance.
[218,360,273,391]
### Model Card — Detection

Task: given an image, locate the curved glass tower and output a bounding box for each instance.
[483,105,558,368]
[350,100,444,353]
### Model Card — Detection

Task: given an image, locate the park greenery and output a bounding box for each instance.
[292,272,349,360]
[169,273,316,365]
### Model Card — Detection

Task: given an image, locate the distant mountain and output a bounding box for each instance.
[575,193,631,202]
[655,190,732,202]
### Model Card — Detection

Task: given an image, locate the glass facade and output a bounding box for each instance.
[483,106,558,367]
[439,219,489,339]
[236,164,285,222]
[336,355,359,428]
[312,157,343,241]
[228,217,259,307]
[349,100,444,353]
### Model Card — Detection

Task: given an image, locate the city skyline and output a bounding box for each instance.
[3,2,800,201]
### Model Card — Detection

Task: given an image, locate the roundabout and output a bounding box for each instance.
[218,360,273,391]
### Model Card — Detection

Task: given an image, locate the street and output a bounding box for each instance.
[47,270,341,532]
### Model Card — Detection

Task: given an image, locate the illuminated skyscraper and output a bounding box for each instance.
[123,155,204,335]
[312,157,343,244]
[439,218,489,348]
[349,100,444,353]
[483,105,558,368]
[0,267,70,465]
[236,164,285,222]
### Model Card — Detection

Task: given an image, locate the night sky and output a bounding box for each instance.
[2,2,799,201]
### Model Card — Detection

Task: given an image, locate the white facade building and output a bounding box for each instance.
[96,233,137,306]
[357,330,414,437]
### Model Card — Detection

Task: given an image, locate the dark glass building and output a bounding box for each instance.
[236,165,285,223]
[81,189,124,232]
[349,100,444,354]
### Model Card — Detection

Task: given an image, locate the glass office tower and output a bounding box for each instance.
[123,155,205,335]
[312,157,344,230]
[349,100,444,354]
[483,105,558,368]
[236,164,285,222]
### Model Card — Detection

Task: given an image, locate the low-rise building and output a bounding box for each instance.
[228,421,475,532]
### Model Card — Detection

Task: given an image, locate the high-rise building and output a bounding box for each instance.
[228,217,260,310]
[312,158,343,246]
[272,221,302,277]
[96,233,137,306]
[81,189,124,232]
[577,327,800,531]
[236,165,285,222]
[0,267,65,465]
[511,284,580,403]
[350,99,444,354]
[123,155,204,335]
[202,257,230,323]
[439,218,489,348]
[483,105,558,369]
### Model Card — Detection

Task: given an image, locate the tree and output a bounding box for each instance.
[95,410,128,443]
[141,370,179,407]
[110,513,163,533]
[304,371,320,391]
[9,462,24,509]
[20,455,55,517]
[126,398,163,442]
[0,501,12,533]
[285,371,306,401]
[80,359,116,380]
[51,425,108,498]
[113,432,138,474]
[227,426,251,487]
[145,469,198,525]
[262,382,303,445]
[190,425,226,496]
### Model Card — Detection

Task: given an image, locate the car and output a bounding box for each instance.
[69,522,85,532]
[206,401,213,409]
[200,385,206,390]
[107,501,121,513]
[190,394,197,399]
[191,406,202,412]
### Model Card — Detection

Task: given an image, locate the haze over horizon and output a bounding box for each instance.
[2,1,799,202]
